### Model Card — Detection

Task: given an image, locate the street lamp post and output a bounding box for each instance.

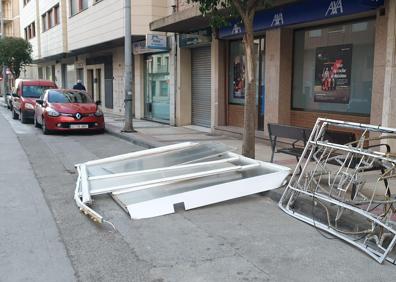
[122,0,135,132]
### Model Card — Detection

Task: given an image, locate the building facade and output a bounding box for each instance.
[1,0,20,37]
[19,0,175,117]
[1,0,20,94]
[151,0,396,138]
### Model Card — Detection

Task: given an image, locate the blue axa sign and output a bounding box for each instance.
[219,0,384,39]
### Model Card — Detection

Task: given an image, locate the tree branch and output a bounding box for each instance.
[231,0,246,19]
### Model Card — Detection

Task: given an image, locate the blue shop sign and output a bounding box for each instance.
[219,0,384,39]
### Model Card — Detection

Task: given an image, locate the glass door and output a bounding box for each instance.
[144,54,170,123]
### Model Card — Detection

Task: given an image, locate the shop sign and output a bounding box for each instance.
[219,0,384,38]
[133,41,161,55]
[313,44,352,104]
[179,34,211,48]
[146,34,168,50]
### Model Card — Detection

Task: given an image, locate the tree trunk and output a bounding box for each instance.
[242,17,257,159]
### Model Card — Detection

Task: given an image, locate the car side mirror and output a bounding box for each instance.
[95,100,101,106]
[36,99,44,105]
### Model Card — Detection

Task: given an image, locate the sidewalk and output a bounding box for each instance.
[104,113,298,169]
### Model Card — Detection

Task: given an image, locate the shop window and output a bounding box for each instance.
[228,40,262,105]
[292,20,375,116]
[144,53,170,122]
[160,81,168,97]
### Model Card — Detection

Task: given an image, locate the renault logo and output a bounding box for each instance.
[75,113,82,120]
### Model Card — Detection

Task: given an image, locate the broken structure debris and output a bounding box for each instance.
[279,118,396,264]
[74,142,290,222]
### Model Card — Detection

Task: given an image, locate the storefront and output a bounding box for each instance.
[291,19,375,126]
[219,0,384,130]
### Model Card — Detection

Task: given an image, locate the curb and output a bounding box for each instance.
[105,124,164,149]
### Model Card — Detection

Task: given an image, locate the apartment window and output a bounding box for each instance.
[42,4,60,32]
[70,0,89,16]
[54,5,60,25]
[24,22,36,40]
[42,14,47,32]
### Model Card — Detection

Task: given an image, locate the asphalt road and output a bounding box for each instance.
[1,105,396,282]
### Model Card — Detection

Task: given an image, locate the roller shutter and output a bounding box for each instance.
[191,47,211,127]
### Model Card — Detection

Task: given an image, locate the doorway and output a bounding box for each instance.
[87,70,94,100]
[86,64,104,103]
[144,53,170,123]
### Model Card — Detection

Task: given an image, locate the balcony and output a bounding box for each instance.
[1,7,12,23]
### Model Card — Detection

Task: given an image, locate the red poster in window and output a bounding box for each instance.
[313,44,352,104]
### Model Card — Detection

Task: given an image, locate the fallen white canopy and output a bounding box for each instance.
[74,142,290,221]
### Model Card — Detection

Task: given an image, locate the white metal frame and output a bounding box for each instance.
[74,142,290,222]
[279,118,396,264]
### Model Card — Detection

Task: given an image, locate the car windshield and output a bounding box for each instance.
[48,90,93,103]
[22,85,54,98]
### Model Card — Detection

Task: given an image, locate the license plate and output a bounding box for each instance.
[70,124,89,129]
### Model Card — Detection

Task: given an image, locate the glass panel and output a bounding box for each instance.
[66,64,75,89]
[86,143,230,177]
[144,53,170,122]
[228,40,261,105]
[70,0,78,16]
[292,20,375,115]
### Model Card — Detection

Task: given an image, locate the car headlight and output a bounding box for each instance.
[47,108,60,117]
[94,108,103,117]
[25,103,34,110]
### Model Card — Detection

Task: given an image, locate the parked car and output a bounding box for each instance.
[11,79,57,123]
[34,89,105,134]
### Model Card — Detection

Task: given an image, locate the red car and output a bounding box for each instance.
[34,89,105,134]
[12,79,58,123]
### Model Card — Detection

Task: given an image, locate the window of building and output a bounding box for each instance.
[42,14,47,32]
[23,0,31,6]
[292,20,375,116]
[42,4,60,32]
[70,0,89,16]
[24,22,36,40]
[54,5,60,25]
[38,67,44,79]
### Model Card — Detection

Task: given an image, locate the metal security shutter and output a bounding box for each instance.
[191,46,211,127]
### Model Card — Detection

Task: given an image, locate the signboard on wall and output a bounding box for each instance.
[219,0,384,38]
[179,34,211,48]
[133,41,160,55]
[313,44,352,104]
[146,34,168,50]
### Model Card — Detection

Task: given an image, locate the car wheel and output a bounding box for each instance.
[20,112,28,124]
[12,108,18,120]
[42,117,50,135]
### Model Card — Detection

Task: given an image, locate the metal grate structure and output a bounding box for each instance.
[279,118,396,264]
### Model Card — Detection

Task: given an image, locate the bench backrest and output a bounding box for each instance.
[267,123,308,142]
[323,130,356,145]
